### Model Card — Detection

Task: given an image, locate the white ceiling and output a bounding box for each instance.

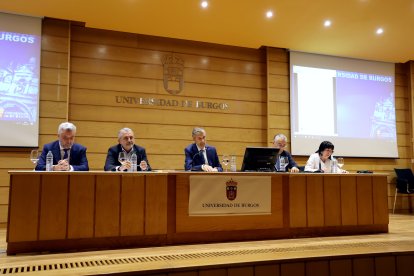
[1,0,414,63]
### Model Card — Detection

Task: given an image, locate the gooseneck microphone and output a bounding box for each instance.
[189,150,204,171]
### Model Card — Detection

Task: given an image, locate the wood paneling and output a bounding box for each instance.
[95,175,121,237]
[145,174,168,235]
[67,175,95,239]
[307,175,324,227]
[7,174,40,242]
[289,175,307,227]
[38,174,68,240]
[120,175,145,236]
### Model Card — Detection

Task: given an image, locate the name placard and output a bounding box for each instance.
[189,175,271,216]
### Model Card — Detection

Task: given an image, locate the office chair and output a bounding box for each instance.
[393,168,414,213]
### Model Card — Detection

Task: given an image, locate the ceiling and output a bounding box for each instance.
[1,0,414,63]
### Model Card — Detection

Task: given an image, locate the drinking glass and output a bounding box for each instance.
[118,152,127,166]
[279,156,288,172]
[337,157,344,169]
[222,154,230,172]
[30,149,39,169]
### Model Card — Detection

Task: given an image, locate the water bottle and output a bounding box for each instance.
[230,155,237,172]
[130,153,137,172]
[331,158,338,173]
[46,151,53,171]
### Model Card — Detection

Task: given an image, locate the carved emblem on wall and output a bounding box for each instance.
[162,54,184,95]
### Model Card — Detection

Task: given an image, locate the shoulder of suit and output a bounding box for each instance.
[134,144,145,151]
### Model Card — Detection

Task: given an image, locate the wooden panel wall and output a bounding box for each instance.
[68,26,267,171]
[0,18,413,226]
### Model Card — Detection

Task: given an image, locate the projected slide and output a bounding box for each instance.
[0,32,40,123]
[0,13,41,147]
[290,52,397,158]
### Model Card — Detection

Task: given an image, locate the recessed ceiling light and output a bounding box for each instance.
[376,28,384,35]
[201,1,208,9]
[266,10,274,18]
[324,20,332,27]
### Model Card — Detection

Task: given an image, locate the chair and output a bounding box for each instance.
[393,168,414,213]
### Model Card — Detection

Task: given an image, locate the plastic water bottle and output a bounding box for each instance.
[46,151,53,171]
[331,159,338,173]
[130,153,137,172]
[230,155,237,172]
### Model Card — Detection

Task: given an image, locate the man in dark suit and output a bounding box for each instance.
[104,128,151,171]
[273,133,299,172]
[184,127,222,172]
[35,122,89,171]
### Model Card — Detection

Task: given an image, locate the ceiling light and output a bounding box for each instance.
[324,20,331,27]
[201,1,208,8]
[266,10,273,18]
[376,28,384,35]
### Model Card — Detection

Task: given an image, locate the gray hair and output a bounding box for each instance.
[58,122,76,134]
[273,133,287,142]
[192,127,206,137]
[118,128,134,139]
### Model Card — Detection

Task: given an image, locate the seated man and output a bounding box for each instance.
[184,127,222,172]
[104,128,151,171]
[273,134,299,172]
[36,122,89,171]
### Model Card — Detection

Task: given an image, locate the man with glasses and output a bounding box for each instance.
[272,134,299,172]
[104,128,151,171]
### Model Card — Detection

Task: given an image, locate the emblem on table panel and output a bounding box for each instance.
[226,178,238,201]
[162,54,184,95]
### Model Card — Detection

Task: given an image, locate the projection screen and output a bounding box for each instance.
[289,51,398,158]
[0,12,42,147]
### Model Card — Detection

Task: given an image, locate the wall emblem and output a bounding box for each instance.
[226,178,238,201]
[162,54,184,95]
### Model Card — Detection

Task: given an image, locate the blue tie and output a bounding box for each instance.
[63,149,69,160]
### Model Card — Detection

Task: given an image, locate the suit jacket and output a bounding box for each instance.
[35,140,89,171]
[275,149,298,171]
[184,143,223,172]
[104,144,151,171]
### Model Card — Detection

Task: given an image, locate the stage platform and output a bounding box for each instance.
[0,214,413,275]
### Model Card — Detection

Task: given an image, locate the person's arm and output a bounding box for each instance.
[138,148,151,171]
[212,150,223,172]
[104,148,119,171]
[71,147,89,171]
[184,148,202,171]
[35,148,47,171]
[304,154,320,172]
[286,151,298,170]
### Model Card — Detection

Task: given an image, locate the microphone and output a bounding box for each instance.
[189,150,204,171]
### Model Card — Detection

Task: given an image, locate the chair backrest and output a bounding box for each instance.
[394,168,414,192]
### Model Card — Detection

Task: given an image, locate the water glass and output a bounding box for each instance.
[30,149,39,169]
[337,157,344,169]
[118,152,127,165]
[279,156,288,172]
[222,154,230,172]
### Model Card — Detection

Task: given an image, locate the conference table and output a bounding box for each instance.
[6,171,389,254]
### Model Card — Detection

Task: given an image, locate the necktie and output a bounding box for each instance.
[200,150,208,165]
[63,149,69,160]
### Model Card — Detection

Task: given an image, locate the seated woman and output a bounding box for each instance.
[304,141,347,173]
